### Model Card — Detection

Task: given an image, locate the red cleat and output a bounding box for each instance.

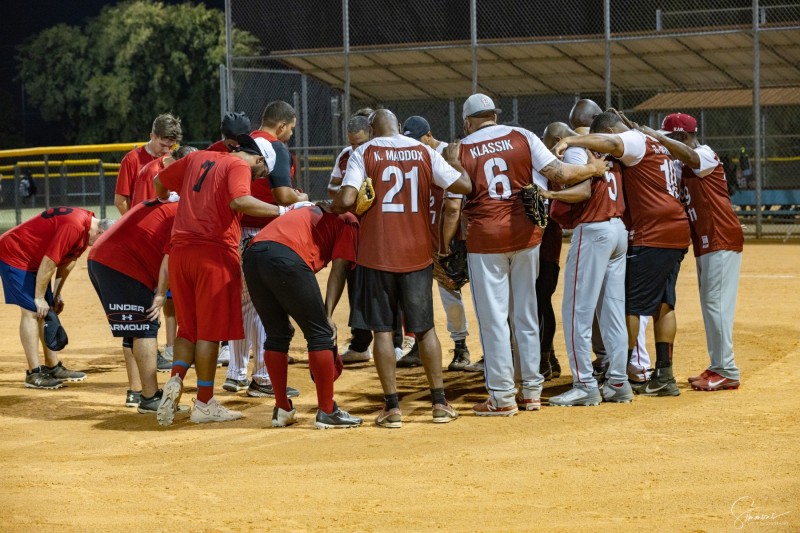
[690,371,740,391]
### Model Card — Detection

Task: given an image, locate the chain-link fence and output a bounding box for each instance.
[226,0,800,239]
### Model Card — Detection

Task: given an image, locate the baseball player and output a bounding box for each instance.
[0,208,111,389]
[554,111,691,397]
[541,121,631,406]
[207,112,252,153]
[243,204,362,428]
[88,198,177,412]
[221,101,309,396]
[401,115,472,371]
[153,135,287,426]
[327,113,374,363]
[114,113,182,215]
[536,194,564,381]
[457,94,607,416]
[637,113,744,391]
[332,109,472,428]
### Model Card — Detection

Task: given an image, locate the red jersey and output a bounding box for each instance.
[158,151,251,250]
[88,201,177,289]
[0,207,94,271]
[251,206,358,273]
[618,130,690,249]
[679,145,744,256]
[206,140,230,153]
[342,134,460,273]
[116,145,157,198]
[459,125,555,253]
[131,156,166,208]
[550,148,626,230]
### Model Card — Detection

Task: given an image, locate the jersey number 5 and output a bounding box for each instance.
[382,165,419,213]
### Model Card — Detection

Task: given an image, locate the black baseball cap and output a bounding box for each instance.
[221,112,252,139]
[402,116,431,141]
[44,311,69,351]
[234,134,263,157]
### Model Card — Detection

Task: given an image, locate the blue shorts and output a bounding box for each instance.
[0,260,53,312]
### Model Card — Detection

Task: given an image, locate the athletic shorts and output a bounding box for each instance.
[0,260,53,312]
[169,244,244,344]
[349,264,434,333]
[625,246,687,316]
[88,260,160,339]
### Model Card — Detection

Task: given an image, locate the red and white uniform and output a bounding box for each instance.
[618,130,690,249]
[341,134,460,273]
[679,144,743,380]
[130,156,166,209]
[557,148,629,390]
[330,146,353,188]
[457,124,555,408]
[88,201,177,290]
[158,151,253,342]
[0,207,94,271]
[116,145,157,202]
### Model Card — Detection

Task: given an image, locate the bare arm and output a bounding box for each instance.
[50,260,76,315]
[229,195,282,217]
[442,143,473,195]
[327,177,343,199]
[637,125,701,168]
[272,186,309,205]
[324,258,350,342]
[553,134,625,159]
[114,194,129,215]
[332,185,358,214]
[538,152,608,187]
[539,179,591,204]
[147,254,170,321]
[33,256,59,318]
[154,175,169,202]
[439,197,462,255]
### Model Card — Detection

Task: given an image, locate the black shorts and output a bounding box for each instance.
[88,260,160,339]
[349,264,434,333]
[625,246,687,316]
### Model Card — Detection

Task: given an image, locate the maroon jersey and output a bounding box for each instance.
[158,151,251,250]
[459,125,555,253]
[251,207,358,273]
[88,201,177,289]
[618,130,690,249]
[679,145,744,256]
[116,145,157,198]
[0,207,94,270]
[342,134,460,273]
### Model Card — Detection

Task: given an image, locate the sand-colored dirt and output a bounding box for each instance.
[1,242,798,532]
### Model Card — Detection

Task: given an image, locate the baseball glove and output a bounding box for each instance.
[521,184,548,229]
[432,239,469,291]
[354,177,375,216]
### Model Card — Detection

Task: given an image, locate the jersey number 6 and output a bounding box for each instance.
[484,157,511,200]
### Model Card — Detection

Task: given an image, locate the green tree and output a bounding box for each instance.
[17,0,259,144]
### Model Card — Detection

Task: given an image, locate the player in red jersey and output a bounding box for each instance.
[114,113,181,215]
[457,94,607,417]
[207,112,252,153]
[88,199,178,412]
[554,111,691,397]
[0,208,111,389]
[153,135,287,426]
[638,113,744,391]
[243,204,362,429]
[333,109,472,428]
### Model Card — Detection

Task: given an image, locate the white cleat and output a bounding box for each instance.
[190,397,243,424]
[157,375,183,426]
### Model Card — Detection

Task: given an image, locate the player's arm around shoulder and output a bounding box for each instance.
[438,142,472,195]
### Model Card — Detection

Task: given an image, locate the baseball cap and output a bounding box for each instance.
[660,113,697,134]
[402,116,431,140]
[233,134,263,157]
[462,93,502,120]
[221,112,252,139]
[43,311,69,351]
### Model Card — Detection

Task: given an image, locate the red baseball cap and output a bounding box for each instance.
[660,113,697,134]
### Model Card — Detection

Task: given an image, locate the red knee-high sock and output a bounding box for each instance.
[264,350,290,411]
[308,350,336,414]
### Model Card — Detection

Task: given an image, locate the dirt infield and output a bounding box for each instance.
[1,242,798,532]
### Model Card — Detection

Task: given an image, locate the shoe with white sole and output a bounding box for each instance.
[157,375,183,426]
[549,386,601,407]
[190,397,242,424]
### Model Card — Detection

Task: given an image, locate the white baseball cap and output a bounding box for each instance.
[462,93,502,120]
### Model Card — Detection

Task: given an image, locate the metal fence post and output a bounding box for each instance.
[13,165,21,225]
[342,0,350,141]
[219,64,228,118]
[293,90,302,188]
[331,97,340,147]
[98,161,106,219]
[43,154,50,209]
[224,0,234,111]
[301,74,310,194]
[604,0,612,109]
[470,0,478,94]
[449,99,456,141]
[753,0,762,238]
[60,162,68,205]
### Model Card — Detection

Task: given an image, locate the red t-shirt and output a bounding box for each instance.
[459,125,555,254]
[158,151,251,250]
[130,156,166,208]
[618,130,690,249]
[116,145,157,198]
[206,140,230,153]
[88,201,177,289]
[0,207,94,271]
[341,134,460,273]
[679,145,744,256]
[251,206,358,273]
